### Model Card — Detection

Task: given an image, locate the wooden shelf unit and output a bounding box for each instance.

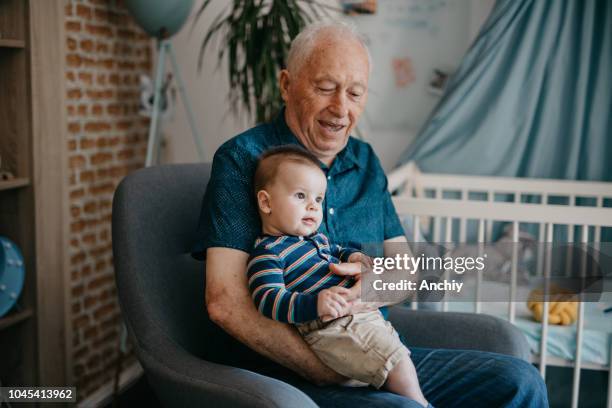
[0,39,25,48]
[0,0,39,388]
[0,178,30,191]
[0,308,33,331]
[1,0,69,388]
[0,0,25,41]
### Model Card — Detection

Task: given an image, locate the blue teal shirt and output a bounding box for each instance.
[192,108,404,259]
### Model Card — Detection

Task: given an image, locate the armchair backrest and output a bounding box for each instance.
[112,163,228,359]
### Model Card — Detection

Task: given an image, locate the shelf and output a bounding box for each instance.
[0,178,30,191]
[0,39,25,49]
[0,308,33,331]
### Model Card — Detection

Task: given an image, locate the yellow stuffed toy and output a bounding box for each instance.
[527,288,578,326]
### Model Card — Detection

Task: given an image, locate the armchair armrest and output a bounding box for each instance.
[388,305,530,361]
[138,340,318,408]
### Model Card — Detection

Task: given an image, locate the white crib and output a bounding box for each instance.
[388,162,612,408]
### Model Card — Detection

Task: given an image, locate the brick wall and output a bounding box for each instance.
[65,0,152,399]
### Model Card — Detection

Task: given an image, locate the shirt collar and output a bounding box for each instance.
[273,107,362,174]
[259,231,320,240]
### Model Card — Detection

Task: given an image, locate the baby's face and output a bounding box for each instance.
[259,162,327,237]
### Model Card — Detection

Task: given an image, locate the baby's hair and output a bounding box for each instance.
[254,145,323,195]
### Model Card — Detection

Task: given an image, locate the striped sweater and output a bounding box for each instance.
[247,233,359,323]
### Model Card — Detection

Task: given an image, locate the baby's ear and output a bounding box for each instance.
[257,190,272,214]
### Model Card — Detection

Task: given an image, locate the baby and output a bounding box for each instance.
[247,145,429,407]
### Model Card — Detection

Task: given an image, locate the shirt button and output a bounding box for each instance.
[329,208,335,215]
[327,175,331,180]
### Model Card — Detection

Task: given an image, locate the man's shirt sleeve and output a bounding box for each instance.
[371,150,404,240]
[383,186,405,240]
[191,145,261,259]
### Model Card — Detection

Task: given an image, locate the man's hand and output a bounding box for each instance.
[328,259,362,280]
[340,278,387,314]
[330,252,374,281]
[334,250,404,314]
[317,286,352,322]
[346,252,374,275]
[329,252,374,301]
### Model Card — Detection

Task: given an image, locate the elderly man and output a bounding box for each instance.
[193,22,548,407]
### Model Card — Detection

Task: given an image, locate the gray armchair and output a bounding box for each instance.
[112,163,530,407]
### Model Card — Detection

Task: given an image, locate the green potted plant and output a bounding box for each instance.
[194,0,335,123]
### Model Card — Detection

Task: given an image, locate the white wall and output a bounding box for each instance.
[157,0,250,164]
[159,0,494,171]
[352,0,493,170]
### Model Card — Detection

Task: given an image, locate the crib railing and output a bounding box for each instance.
[389,165,612,408]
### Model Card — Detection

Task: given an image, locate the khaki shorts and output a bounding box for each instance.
[296,310,410,389]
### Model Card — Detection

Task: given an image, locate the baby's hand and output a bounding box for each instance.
[318,286,352,322]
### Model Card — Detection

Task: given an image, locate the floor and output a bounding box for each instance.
[103,375,162,408]
[546,366,609,408]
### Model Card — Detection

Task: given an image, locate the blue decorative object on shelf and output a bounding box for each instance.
[0,236,25,318]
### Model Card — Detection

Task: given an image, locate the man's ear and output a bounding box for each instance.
[279,69,290,103]
[257,190,272,215]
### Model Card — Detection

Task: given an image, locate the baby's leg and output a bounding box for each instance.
[385,356,429,407]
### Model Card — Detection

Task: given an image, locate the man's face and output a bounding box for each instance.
[280,35,369,165]
[258,162,327,237]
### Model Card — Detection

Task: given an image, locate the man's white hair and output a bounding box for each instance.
[286,21,372,74]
